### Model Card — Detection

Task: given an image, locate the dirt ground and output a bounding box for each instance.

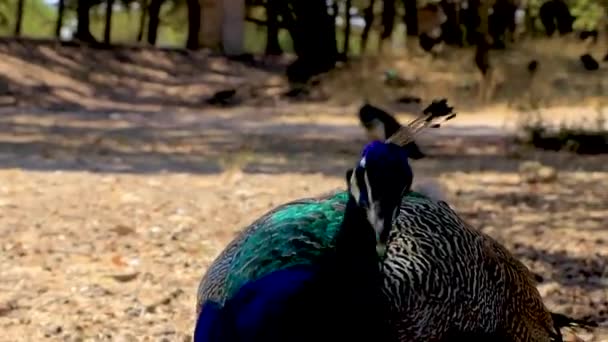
[0,40,607,341]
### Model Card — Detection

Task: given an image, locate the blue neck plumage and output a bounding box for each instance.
[331,195,391,340]
[334,197,382,268]
[193,196,387,342]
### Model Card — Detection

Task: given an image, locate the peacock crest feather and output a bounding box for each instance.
[387,98,456,147]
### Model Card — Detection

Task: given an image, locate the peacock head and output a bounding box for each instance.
[346,140,414,257]
[348,98,458,257]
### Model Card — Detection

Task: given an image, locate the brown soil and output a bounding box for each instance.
[0,39,606,341]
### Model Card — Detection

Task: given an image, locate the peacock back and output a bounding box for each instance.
[197,190,429,310]
[197,190,338,308]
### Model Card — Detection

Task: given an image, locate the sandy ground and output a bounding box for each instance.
[0,40,606,341]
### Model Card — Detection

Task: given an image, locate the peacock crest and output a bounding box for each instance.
[386,98,457,147]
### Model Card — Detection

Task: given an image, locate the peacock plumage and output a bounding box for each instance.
[198,190,351,306]
[197,189,567,341]
[195,100,594,341]
[194,125,424,341]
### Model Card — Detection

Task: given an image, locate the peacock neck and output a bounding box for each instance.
[383,116,401,137]
[334,196,381,272]
[329,196,393,341]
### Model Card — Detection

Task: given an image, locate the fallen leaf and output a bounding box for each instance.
[111,225,135,236]
[109,272,139,283]
[0,301,16,316]
[111,255,127,267]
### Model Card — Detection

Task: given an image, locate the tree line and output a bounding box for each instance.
[7,0,608,83]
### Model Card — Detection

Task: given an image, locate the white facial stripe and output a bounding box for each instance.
[363,171,384,239]
[367,201,384,240]
[364,171,373,208]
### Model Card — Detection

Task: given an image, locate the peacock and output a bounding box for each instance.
[193,115,434,341]
[195,100,595,341]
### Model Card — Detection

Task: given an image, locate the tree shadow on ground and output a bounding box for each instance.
[0,39,293,113]
[512,244,607,290]
[0,107,606,175]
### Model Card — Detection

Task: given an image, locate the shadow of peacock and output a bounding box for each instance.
[194,100,596,341]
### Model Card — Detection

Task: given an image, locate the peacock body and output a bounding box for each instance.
[197,189,563,341]
[195,99,591,341]
[195,139,419,342]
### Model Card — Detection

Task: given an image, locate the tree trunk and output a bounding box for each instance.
[265,0,282,55]
[14,0,25,36]
[137,0,147,42]
[440,0,462,45]
[475,0,493,102]
[287,0,338,83]
[198,0,222,50]
[104,0,115,44]
[75,0,97,43]
[403,0,418,36]
[524,8,536,38]
[343,0,352,58]
[331,1,339,47]
[381,0,396,40]
[275,0,296,40]
[605,9,608,60]
[221,0,245,55]
[488,0,516,49]
[463,0,480,45]
[332,1,339,26]
[56,0,66,39]
[360,0,376,54]
[477,0,490,41]
[186,0,201,49]
[329,2,338,50]
[603,7,608,61]
[147,0,164,45]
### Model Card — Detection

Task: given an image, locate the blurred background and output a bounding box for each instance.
[0,0,607,340]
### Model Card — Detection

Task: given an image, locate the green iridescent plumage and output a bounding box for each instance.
[197,190,430,309]
[224,191,348,298]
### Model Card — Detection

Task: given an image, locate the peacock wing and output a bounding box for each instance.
[196,190,348,312]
